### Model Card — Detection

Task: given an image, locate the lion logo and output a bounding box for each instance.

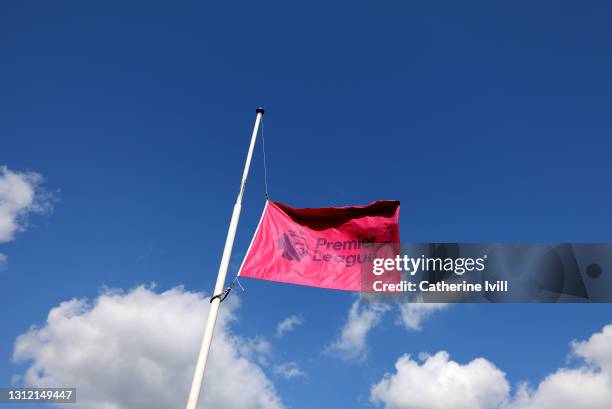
[278,230,308,261]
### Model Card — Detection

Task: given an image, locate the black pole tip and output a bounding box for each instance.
[256,107,265,115]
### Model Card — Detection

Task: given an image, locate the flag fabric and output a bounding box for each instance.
[237,200,400,291]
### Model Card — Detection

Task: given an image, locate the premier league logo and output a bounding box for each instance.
[278,230,308,261]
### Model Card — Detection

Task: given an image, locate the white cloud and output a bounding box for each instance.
[371,351,509,409]
[371,324,612,409]
[507,324,612,409]
[326,300,446,362]
[325,300,389,361]
[0,252,7,270]
[571,324,612,374]
[239,336,272,367]
[273,362,306,380]
[396,303,447,331]
[0,165,51,243]
[275,315,303,338]
[13,285,283,409]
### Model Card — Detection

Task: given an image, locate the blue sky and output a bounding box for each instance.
[2,2,612,409]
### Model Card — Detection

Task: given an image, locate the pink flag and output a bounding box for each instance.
[238,200,400,291]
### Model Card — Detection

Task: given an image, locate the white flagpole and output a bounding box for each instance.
[185,107,265,409]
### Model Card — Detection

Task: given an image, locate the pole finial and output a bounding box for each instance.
[256,107,265,115]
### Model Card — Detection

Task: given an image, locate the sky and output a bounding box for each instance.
[2,1,612,409]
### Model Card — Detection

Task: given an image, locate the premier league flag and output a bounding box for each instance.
[238,200,400,291]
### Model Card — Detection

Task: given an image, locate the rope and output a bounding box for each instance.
[261,117,270,200]
[210,276,244,303]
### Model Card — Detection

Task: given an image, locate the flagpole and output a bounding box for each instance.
[185,107,265,409]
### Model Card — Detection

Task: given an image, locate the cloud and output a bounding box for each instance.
[571,324,612,374]
[0,252,6,271]
[370,324,612,409]
[396,303,448,331]
[13,285,283,409]
[507,324,612,409]
[239,336,272,367]
[371,351,509,409]
[325,300,389,361]
[275,315,303,338]
[273,362,306,380]
[326,300,447,362]
[0,165,52,243]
